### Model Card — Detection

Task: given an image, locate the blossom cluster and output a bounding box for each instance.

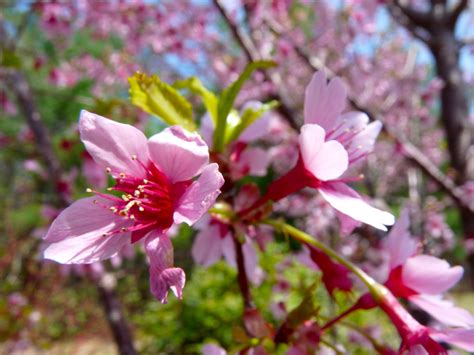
[41,69,474,354]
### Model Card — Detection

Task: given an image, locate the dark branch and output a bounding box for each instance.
[393,0,431,28]
[448,0,468,28]
[233,232,254,310]
[212,0,300,130]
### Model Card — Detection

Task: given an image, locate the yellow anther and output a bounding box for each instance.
[139,206,145,212]
[109,207,117,212]
[143,179,148,184]
[86,188,93,193]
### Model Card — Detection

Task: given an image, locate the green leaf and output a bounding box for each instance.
[0,50,21,68]
[213,60,276,151]
[173,77,218,125]
[129,72,196,132]
[225,100,279,144]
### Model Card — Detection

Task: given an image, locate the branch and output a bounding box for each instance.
[5,69,69,206]
[388,2,432,44]
[393,0,431,29]
[97,273,137,355]
[3,68,137,354]
[233,231,254,310]
[448,0,468,28]
[212,0,300,130]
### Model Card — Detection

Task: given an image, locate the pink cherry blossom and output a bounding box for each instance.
[240,123,394,231]
[383,209,474,329]
[304,71,383,166]
[43,110,224,302]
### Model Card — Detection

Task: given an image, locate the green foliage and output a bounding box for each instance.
[129,72,196,132]
[173,76,219,125]
[225,100,279,144]
[213,60,276,151]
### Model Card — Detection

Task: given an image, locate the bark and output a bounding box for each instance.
[5,68,137,354]
[389,0,474,281]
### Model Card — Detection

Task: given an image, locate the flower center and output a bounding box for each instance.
[91,158,191,243]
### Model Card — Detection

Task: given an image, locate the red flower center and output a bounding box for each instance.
[92,159,191,243]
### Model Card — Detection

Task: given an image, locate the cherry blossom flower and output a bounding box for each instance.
[383,209,474,329]
[43,110,224,302]
[304,71,383,167]
[239,73,393,231]
[241,123,394,231]
[192,185,265,285]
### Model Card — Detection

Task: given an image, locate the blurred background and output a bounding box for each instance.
[0,0,473,354]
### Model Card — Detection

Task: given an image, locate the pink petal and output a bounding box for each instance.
[319,182,395,231]
[202,344,227,355]
[145,233,185,303]
[148,125,209,183]
[239,101,271,142]
[335,210,361,235]
[79,110,148,178]
[173,163,224,225]
[43,197,131,264]
[221,234,237,267]
[432,329,474,352]
[191,225,225,267]
[385,208,417,270]
[199,112,214,146]
[409,294,474,328]
[239,147,270,176]
[243,241,264,286]
[82,155,107,188]
[402,255,463,294]
[348,120,382,158]
[299,124,348,181]
[304,71,346,131]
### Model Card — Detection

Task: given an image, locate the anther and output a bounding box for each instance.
[93,199,98,204]
[131,154,137,160]
[119,172,126,178]
[106,167,112,173]
[86,188,93,193]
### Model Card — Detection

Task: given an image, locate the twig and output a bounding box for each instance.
[232,231,254,310]
[3,68,137,355]
[212,0,300,130]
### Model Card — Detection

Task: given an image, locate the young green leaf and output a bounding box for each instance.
[213,60,276,151]
[129,72,196,132]
[173,76,218,125]
[225,100,279,144]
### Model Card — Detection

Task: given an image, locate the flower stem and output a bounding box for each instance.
[261,219,387,301]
